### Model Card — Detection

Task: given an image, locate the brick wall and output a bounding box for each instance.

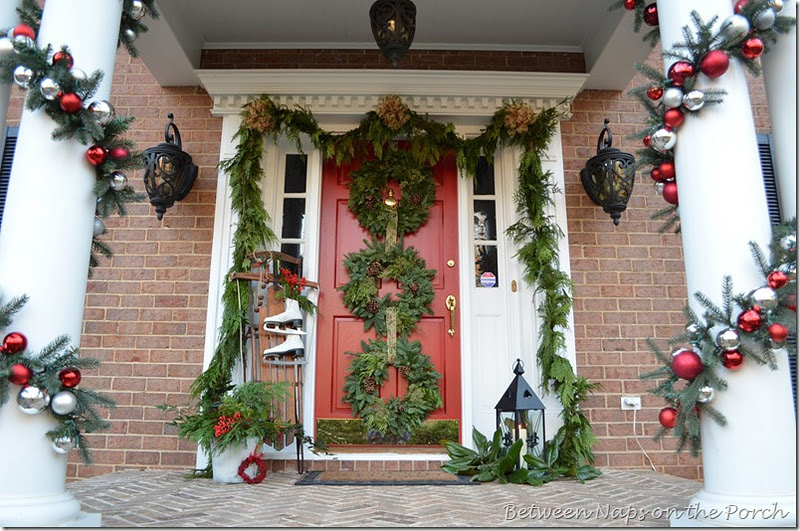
[4,47,772,481]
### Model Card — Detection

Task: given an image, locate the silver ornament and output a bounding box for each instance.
[110,171,128,191]
[0,37,13,57]
[71,68,87,82]
[715,328,740,351]
[682,90,705,112]
[93,217,106,237]
[654,182,665,194]
[13,65,33,88]
[721,15,751,43]
[131,0,146,19]
[51,390,78,415]
[754,9,777,30]
[12,34,34,50]
[697,386,715,404]
[650,128,677,152]
[769,0,784,13]
[39,77,60,100]
[685,322,702,341]
[124,28,137,41]
[51,436,76,455]
[779,234,796,254]
[17,385,50,415]
[88,100,115,126]
[662,87,684,109]
[751,286,778,310]
[778,262,797,280]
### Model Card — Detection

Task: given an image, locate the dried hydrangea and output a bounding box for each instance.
[242,97,277,133]
[503,101,535,136]
[376,95,410,131]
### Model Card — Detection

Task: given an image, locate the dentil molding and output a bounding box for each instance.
[196,69,588,119]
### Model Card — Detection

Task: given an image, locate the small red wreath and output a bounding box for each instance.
[237,452,268,484]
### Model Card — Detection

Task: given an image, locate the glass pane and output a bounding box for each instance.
[473,200,497,241]
[281,198,305,239]
[473,156,495,195]
[284,154,307,193]
[474,245,499,288]
[280,243,302,276]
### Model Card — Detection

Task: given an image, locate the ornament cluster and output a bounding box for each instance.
[643,223,796,455]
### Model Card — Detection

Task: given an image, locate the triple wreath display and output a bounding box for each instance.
[340,148,443,443]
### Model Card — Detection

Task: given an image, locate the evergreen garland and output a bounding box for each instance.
[0,296,115,464]
[211,95,597,470]
[642,220,796,455]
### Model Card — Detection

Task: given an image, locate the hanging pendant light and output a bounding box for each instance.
[369,0,416,68]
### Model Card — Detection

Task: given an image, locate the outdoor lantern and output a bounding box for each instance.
[369,0,416,68]
[580,118,636,226]
[495,359,546,468]
[143,113,198,220]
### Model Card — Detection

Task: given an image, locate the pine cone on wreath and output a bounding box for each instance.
[366,300,381,314]
[364,196,376,210]
[398,365,411,378]
[408,282,420,295]
[364,377,376,394]
[410,193,422,205]
[367,261,383,277]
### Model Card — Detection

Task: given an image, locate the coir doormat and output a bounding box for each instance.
[295,470,477,486]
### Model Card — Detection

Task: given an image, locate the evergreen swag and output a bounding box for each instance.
[0,0,159,273]
[0,296,115,464]
[643,220,796,455]
[206,93,598,471]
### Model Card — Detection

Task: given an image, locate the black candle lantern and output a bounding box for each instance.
[369,0,416,68]
[580,118,636,225]
[495,359,546,467]
[143,113,198,220]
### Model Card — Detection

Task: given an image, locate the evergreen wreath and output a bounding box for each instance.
[347,148,436,239]
[0,295,115,464]
[339,238,435,337]
[642,220,796,455]
[343,337,442,441]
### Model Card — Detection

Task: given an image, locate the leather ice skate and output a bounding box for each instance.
[263,298,303,330]
[262,334,305,360]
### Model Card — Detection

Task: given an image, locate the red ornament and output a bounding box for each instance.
[663,108,685,129]
[58,368,82,388]
[8,364,33,386]
[59,93,83,113]
[12,24,36,40]
[643,135,651,147]
[742,37,764,59]
[733,0,748,13]
[647,86,664,101]
[86,146,108,166]
[699,50,730,79]
[768,323,789,342]
[109,147,131,160]
[624,0,637,10]
[643,3,659,26]
[672,349,704,380]
[3,332,27,354]
[787,294,797,313]
[659,407,677,429]
[721,350,744,370]
[662,181,679,205]
[52,51,74,69]
[668,61,696,87]
[767,271,788,289]
[737,309,762,332]
[658,161,676,181]
[650,168,663,182]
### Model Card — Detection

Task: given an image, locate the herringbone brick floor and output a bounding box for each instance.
[66,468,701,527]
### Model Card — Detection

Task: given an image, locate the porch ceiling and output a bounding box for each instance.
[139,0,653,90]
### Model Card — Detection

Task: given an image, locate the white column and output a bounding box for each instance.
[0,0,22,154]
[0,0,122,527]
[760,0,797,221]
[656,0,796,526]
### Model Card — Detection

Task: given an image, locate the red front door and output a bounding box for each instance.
[314,153,461,436]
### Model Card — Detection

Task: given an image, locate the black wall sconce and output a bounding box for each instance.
[580,119,636,225]
[369,0,416,68]
[143,113,198,220]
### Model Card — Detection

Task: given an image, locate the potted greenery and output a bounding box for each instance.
[162,381,294,483]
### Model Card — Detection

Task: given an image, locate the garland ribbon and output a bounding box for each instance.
[386,307,398,364]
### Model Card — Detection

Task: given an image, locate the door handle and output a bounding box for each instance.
[445,295,457,337]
